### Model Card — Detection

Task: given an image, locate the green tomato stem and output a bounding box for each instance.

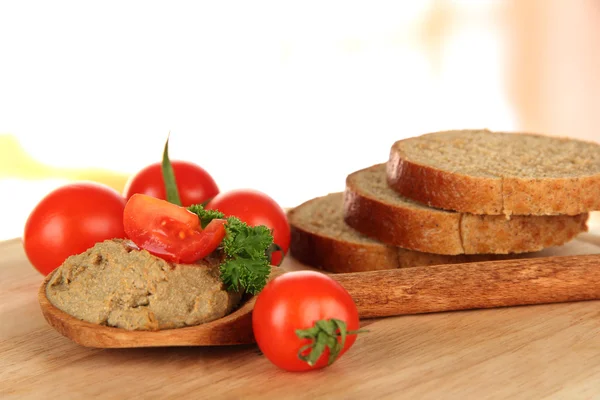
[295,318,366,367]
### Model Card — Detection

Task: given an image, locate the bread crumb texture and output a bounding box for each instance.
[389,130,600,215]
[289,192,383,245]
[398,130,600,178]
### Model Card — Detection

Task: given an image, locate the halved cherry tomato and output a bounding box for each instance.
[123,194,226,264]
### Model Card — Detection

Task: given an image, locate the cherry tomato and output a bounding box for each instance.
[23,182,126,276]
[123,160,219,207]
[123,194,226,264]
[252,271,360,372]
[206,189,290,265]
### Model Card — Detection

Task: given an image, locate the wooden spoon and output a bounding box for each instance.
[39,254,600,348]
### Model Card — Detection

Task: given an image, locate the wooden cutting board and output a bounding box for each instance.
[1,215,600,399]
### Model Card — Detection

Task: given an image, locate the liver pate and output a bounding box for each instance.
[46,239,241,331]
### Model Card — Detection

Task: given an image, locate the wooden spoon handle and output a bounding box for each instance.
[331,254,600,318]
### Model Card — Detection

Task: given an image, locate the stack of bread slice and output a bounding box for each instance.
[289,129,600,273]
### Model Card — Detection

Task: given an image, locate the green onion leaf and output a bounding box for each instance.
[161,133,182,206]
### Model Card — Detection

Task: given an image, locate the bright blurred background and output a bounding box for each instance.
[1,0,599,241]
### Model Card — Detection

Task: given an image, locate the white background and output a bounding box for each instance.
[0,1,515,241]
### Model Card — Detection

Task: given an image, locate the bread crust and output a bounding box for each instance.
[344,186,464,254]
[387,131,600,216]
[387,148,503,215]
[288,193,529,272]
[503,175,600,215]
[345,165,589,255]
[289,223,400,273]
[460,213,589,254]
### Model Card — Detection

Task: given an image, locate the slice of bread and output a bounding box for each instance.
[345,164,589,255]
[387,129,600,216]
[289,192,528,273]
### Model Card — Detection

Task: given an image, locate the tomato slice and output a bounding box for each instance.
[123,194,226,264]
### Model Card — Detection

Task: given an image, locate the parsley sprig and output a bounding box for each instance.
[188,205,273,295]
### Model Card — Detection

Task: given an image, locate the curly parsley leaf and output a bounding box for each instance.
[220,257,271,295]
[222,218,273,260]
[188,204,225,229]
[187,204,273,295]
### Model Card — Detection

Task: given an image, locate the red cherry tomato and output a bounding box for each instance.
[252,271,360,372]
[23,182,126,275]
[123,160,219,207]
[206,189,290,265]
[123,194,226,264]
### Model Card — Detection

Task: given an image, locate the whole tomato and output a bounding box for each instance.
[206,189,290,265]
[123,160,219,207]
[23,182,126,275]
[252,271,361,372]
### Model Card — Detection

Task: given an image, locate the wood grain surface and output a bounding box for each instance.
[2,217,600,399]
